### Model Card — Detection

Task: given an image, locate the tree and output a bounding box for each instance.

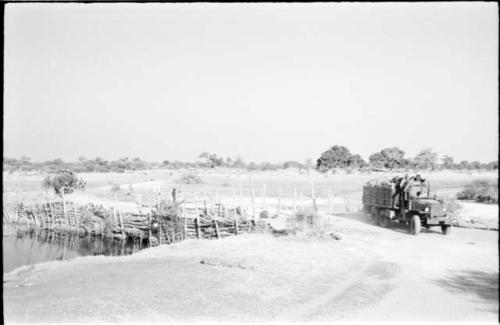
[20,156,31,165]
[233,156,245,168]
[42,169,86,214]
[348,154,367,168]
[42,169,86,198]
[199,152,223,168]
[458,160,470,170]
[400,158,411,168]
[441,155,454,169]
[380,147,405,170]
[486,161,498,170]
[368,147,405,170]
[412,148,438,170]
[283,161,301,169]
[468,161,481,170]
[316,146,352,172]
[131,157,146,170]
[52,158,64,165]
[368,152,385,168]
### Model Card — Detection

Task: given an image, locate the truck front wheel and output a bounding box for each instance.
[409,215,421,235]
[441,225,451,235]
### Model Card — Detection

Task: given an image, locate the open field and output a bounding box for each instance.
[3,169,498,323]
[4,211,498,322]
[3,169,498,229]
[3,169,498,322]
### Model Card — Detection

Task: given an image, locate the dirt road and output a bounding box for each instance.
[3,212,498,323]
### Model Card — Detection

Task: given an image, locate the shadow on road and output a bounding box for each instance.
[431,269,499,312]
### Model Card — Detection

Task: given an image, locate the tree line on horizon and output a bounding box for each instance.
[3,146,498,173]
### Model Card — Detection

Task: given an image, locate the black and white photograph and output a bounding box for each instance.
[2,2,498,323]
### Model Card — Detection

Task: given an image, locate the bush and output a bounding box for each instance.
[285,210,328,240]
[175,173,204,185]
[438,196,463,223]
[42,169,86,198]
[456,180,498,203]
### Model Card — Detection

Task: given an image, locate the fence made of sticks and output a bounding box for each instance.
[8,199,255,247]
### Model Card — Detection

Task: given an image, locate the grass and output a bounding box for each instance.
[3,169,497,224]
[285,210,330,240]
[174,173,205,185]
[438,196,463,223]
[457,180,498,204]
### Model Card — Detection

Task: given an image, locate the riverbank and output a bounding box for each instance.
[4,212,498,323]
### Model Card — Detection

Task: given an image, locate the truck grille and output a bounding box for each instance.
[431,204,444,217]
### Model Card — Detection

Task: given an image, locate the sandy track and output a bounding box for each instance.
[3,212,498,323]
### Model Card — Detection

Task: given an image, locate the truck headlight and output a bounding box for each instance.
[425,207,430,212]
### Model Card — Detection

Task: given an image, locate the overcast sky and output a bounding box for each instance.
[4,3,498,163]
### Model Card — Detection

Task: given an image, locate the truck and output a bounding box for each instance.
[362,177,452,235]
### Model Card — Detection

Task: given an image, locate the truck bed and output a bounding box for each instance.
[362,185,394,208]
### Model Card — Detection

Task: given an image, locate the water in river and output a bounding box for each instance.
[3,226,148,274]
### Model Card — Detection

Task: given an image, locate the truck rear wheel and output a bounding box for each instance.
[379,210,389,228]
[370,207,379,224]
[409,215,421,235]
[441,225,451,235]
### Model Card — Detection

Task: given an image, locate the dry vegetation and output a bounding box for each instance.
[3,168,498,230]
[457,179,498,203]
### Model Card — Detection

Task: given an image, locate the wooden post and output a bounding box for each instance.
[249,176,255,222]
[155,220,161,245]
[204,200,208,216]
[49,202,54,230]
[40,202,45,228]
[183,215,187,240]
[61,191,67,221]
[67,203,73,230]
[214,220,220,239]
[33,209,39,229]
[73,206,79,234]
[118,211,125,237]
[293,185,297,214]
[234,207,239,235]
[195,207,201,239]
[147,213,152,247]
[37,206,44,229]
